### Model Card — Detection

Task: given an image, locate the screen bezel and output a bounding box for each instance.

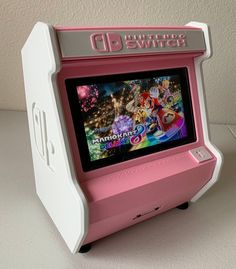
[66,67,196,171]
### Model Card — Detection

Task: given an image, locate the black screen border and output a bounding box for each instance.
[66,67,196,171]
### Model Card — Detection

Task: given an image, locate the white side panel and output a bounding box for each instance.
[21,22,88,253]
[186,22,223,202]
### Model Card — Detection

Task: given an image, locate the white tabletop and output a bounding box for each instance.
[1,110,236,269]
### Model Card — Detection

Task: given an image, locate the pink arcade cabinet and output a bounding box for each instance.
[21,21,223,253]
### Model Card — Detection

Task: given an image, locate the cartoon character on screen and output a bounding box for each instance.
[125,82,141,114]
[145,86,183,133]
[158,80,174,107]
[126,86,160,137]
[138,92,164,136]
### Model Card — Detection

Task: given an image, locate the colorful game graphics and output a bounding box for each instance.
[76,75,187,161]
[77,85,98,112]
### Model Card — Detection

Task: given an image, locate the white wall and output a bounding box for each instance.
[0,0,235,124]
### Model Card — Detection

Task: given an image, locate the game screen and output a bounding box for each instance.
[66,68,196,171]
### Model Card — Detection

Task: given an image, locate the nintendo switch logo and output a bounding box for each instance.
[90,33,123,52]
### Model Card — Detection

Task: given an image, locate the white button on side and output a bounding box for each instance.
[189,146,213,163]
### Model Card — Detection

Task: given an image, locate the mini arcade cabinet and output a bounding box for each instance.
[21,22,223,253]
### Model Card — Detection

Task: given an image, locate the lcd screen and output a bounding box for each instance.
[66,67,196,171]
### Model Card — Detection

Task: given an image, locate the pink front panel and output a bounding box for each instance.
[56,40,216,246]
[84,157,216,244]
[81,151,210,203]
[57,53,205,181]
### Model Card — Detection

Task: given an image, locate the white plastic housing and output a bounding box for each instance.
[21,21,223,253]
[21,22,89,253]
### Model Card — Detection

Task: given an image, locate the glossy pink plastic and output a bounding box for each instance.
[56,26,216,244]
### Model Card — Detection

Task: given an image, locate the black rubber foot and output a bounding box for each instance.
[79,243,92,253]
[176,202,189,210]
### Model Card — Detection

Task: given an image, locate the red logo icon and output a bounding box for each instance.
[90,33,123,52]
